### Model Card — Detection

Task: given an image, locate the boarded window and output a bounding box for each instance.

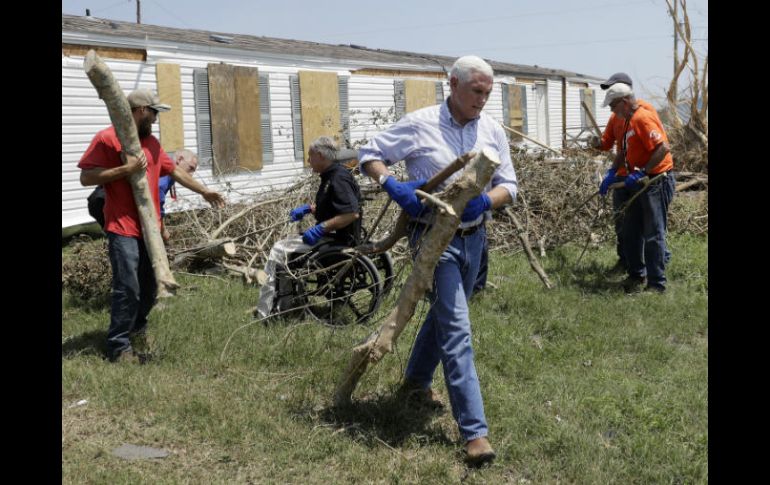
[193,66,273,172]
[205,63,268,174]
[580,88,596,133]
[156,63,184,153]
[298,70,341,163]
[503,84,528,141]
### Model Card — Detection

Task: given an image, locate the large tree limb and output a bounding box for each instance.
[355,152,475,256]
[334,149,500,406]
[84,50,179,297]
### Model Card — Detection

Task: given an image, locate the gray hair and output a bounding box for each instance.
[308,136,339,162]
[449,55,494,83]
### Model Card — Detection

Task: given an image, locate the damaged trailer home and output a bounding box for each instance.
[62,13,611,230]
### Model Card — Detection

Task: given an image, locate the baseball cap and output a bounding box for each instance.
[600,72,633,90]
[127,89,171,112]
[602,83,634,107]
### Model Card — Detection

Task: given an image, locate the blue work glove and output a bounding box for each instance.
[461,193,492,222]
[599,168,617,196]
[302,223,326,246]
[381,176,427,218]
[624,169,647,188]
[290,204,312,222]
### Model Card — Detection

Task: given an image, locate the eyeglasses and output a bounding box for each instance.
[609,99,624,109]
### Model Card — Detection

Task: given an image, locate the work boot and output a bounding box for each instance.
[129,332,154,356]
[622,275,646,294]
[607,259,628,276]
[464,437,496,467]
[645,283,666,293]
[398,379,445,410]
[110,348,142,364]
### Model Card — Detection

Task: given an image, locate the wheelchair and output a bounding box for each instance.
[272,239,395,326]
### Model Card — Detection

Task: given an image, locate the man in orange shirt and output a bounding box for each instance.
[600,83,675,293]
[591,73,635,273]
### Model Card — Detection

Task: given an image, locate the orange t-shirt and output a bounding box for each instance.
[623,101,673,175]
[599,100,672,176]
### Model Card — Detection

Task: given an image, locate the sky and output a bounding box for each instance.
[61,0,707,104]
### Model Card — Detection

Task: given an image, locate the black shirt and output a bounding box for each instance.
[314,163,362,246]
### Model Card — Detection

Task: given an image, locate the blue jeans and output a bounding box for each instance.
[406,224,488,441]
[621,174,675,287]
[611,176,628,267]
[106,232,157,359]
[473,231,488,293]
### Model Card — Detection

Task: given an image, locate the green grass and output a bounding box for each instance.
[62,233,707,484]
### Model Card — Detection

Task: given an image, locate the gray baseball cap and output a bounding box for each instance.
[127,89,171,112]
[600,72,633,90]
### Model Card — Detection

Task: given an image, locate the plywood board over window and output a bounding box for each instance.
[298,70,340,164]
[155,63,184,153]
[405,79,437,114]
[207,63,263,174]
[506,84,527,142]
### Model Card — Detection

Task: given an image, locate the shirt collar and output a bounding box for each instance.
[442,97,480,128]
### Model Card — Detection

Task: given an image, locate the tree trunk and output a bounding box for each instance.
[84,50,179,298]
[334,148,500,406]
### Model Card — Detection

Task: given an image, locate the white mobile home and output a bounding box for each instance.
[62,14,611,229]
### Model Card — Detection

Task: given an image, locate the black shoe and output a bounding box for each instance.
[607,260,628,276]
[622,276,646,294]
[645,284,666,293]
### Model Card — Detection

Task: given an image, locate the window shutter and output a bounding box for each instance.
[519,85,529,135]
[289,74,304,161]
[394,80,405,119]
[435,81,444,105]
[260,73,273,163]
[193,68,212,166]
[338,76,350,146]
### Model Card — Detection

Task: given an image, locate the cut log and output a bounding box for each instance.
[334,148,500,406]
[84,50,179,297]
[172,239,238,267]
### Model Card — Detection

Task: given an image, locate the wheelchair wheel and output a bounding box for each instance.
[302,250,383,326]
[371,252,395,295]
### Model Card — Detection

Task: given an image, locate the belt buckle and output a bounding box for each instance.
[456,225,477,237]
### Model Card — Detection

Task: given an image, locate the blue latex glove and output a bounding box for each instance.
[624,170,647,188]
[461,193,492,222]
[381,176,427,217]
[599,168,617,196]
[290,204,312,222]
[302,223,326,246]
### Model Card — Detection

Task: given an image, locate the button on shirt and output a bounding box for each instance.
[358,99,518,227]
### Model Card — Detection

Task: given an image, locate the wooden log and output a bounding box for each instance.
[581,100,603,138]
[355,152,475,255]
[172,239,237,267]
[84,50,179,297]
[334,148,500,406]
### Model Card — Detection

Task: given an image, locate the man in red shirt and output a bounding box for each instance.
[78,89,225,362]
[600,83,675,293]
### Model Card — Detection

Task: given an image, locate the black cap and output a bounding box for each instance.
[600,72,633,90]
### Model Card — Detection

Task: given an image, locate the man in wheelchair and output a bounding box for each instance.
[255,136,363,320]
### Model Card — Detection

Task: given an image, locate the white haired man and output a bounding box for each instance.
[358,55,518,466]
[255,136,362,319]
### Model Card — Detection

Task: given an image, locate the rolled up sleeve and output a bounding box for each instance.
[358,117,416,175]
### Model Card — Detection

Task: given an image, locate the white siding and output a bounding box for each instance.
[482,82,504,123]
[565,85,584,143]
[62,56,159,227]
[347,76,398,147]
[591,82,612,130]
[547,79,563,150]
